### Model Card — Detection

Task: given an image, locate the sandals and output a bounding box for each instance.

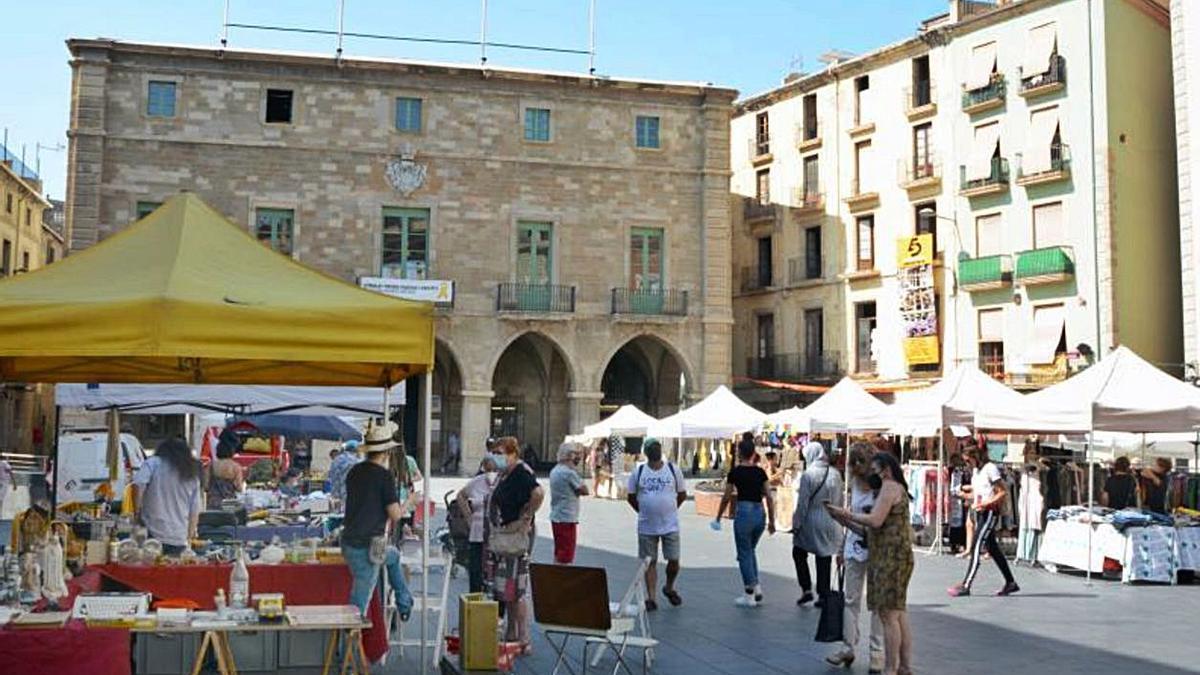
[662,587,683,607]
[645,599,658,612]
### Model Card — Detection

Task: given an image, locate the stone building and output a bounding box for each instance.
[730,0,1180,409]
[65,39,736,469]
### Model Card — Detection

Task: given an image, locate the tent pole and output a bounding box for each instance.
[1086,430,1094,587]
[936,430,945,555]
[50,405,61,515]
[421,370,432,675]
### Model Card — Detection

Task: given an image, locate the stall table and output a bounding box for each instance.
[0,619,131,675]
[1038,520,1196,583]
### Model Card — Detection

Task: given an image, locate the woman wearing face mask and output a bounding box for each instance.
[484,437,544,654]
[827,451,915,675]
[791,441,844,607]
[458,454,500,593]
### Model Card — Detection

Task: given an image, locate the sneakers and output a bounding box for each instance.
[824,648,854,667]
[734,594,760,608]
[996,581,1021,596]
[946,584,971,597]
[796,591,815,606]
[753,584,763,603]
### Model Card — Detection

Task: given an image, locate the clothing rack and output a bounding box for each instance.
[906,459,945,556]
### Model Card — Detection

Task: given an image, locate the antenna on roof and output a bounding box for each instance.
[783,54,805,84]
[480,0,488,65]
[220,0,230,49]
[818,49,855,67]
[588,0,597,75]
[335,0,346,65]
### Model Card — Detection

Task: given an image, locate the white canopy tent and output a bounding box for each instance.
[579,404,658,439]
[973,346,1200,582]
[55,382,407,416]
[797,377,893,432]
[893,365,1025,437]
[647,385,765,439]
[761,406,805,430]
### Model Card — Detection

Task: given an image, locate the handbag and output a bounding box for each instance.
[489,518,530,556]
[814,566,845,643]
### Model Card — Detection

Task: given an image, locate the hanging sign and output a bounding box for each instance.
[359,277,454,304]
[897,234,940,366]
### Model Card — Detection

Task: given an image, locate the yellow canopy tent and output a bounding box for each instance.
[0,192,433,386]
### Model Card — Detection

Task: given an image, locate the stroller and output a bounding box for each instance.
[440,489,473,571]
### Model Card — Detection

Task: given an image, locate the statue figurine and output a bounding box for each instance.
[41,534,69,602]
[19,550,41,603]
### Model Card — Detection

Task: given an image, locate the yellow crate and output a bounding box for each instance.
[459,592,498,671]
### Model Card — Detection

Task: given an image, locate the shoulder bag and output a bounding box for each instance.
[814,565,845,643]
[794,467,829,535]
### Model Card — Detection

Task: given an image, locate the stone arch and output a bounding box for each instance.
[597,332,694,419]
[485,329,577,392]
[430,338,464,470]
[488,330,577,465]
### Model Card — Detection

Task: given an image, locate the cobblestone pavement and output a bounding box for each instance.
[385,477,1200,674]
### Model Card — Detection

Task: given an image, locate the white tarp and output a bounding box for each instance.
[580,404,658,439]
[892,365,1025,436]
[794,377,892,432]
[975,346,1200,433]
[55,383,406,416]
[1025,106,1060,174]
[1025,304,1066,365]
[967,41,998,90]
[968,123,1001,181]
[1022,23,1058,76]
[762,406,805,429]
[647,385,764,439]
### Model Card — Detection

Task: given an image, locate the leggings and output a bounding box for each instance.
[962,509,1015,589]
[792,546,831,597]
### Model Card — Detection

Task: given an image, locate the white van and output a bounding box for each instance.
[57,430,147,505]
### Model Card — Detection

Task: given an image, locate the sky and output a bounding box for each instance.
[0,0,948,200]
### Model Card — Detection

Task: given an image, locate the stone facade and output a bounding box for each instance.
[65,40,736,470]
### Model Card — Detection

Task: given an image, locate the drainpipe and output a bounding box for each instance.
[1087,0,1104,357]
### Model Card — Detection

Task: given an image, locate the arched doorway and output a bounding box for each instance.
[600,335,689,419]
[490,333,573,466]
[432,341,463,471]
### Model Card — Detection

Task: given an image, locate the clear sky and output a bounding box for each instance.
[0,0,948,200]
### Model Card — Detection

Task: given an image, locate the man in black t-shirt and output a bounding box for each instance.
[341,421,413,619]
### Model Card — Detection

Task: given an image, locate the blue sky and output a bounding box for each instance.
[0,0,948,199]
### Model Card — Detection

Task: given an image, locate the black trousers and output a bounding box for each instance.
[468,542,485,594]
[962,509,1015,589]
[792,546,831,596]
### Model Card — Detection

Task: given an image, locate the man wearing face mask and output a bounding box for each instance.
[948,445,1019,597]
[549,442,590,564]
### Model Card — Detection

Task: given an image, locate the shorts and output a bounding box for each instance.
[551,522,577,564]
[638,532,681,563]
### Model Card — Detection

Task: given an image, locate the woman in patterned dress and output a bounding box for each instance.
[827,451,914,675]
[485,436,544,654]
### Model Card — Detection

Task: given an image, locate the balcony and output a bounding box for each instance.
[796,121,822,152]
[962,74,1006,115]
[791,188,825,218]
[788,256,822,284]
[957,254,1013,292]
[740,266,775,294]
[611,287,688,317]
[1020,54,1067,98]
[904,82,937,121]
[743,198,776,224]
[749,137,772,166]
[844,178,880,213]
[496,282,576,314]
[746,352,842,382]
[1014,245,1075,285]
[898,158,943,197]
[1016,143,1071,187]
[959,157,1010,198]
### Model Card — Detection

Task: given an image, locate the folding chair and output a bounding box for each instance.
[589,557,656,669]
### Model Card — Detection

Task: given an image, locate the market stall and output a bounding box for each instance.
[0,193,436,673]
[975,346,1200,583]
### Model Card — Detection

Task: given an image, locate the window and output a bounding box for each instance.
[913,123,933,177]
[635,115,661,149]
[968,122,1002,182]
[1,240,10,276]
[757,313,775,362]
[912,55,932,108]
[254,207,294,255]
[4,194,10,214]
[756,169,770,205]
[1022,23,1059,77]
[804,309,824,369]
[516,221,553,284]
[803,155,819,200]
[856,215,875,271]
[915,203,938,255]
[146,80,177,118]
[854,140,871,194]
[978,308,1005,378]
[20,251,28,272]
[755,112,770,156]
[1033,201,1066,248]
[395,97,423,132]
[854,75,870,126]
[524,108,551,142]
[802,94,818,140]
[45,243,55,265]
[805,226,822,280]
[855,302,877,373]
[136,201,162,220]
[381,207,430,279]
[967,42,998,90]
[265,89,294,124]
[975,213,1002,257]
[1029,303,1067,365]
[756,236,773,288]
[629,228,664,291]
[24,207,30,227]
[1025,106,1061,175]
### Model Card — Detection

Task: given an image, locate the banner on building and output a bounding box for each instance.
[359,277,454,304]
[896,234,939,366]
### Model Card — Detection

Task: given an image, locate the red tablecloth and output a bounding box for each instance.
[0,619,130,675]
[95,562,388,662]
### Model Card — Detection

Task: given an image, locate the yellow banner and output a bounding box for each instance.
[897,234,935,268]
[904,335,940,365]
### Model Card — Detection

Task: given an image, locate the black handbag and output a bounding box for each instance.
[814,567,845,643]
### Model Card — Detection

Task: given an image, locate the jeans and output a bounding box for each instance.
[843,558,884,659]
[343,543,413,618]
[733,502,766,589]
[792,547,832,597]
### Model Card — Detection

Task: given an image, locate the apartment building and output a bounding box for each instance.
[65,39,736,469]
[1173,0,1200,379]
[731,0,1180,407]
